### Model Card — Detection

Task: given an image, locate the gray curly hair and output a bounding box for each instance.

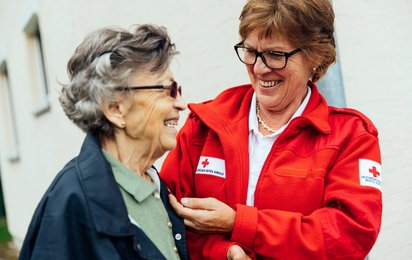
[59,24,178,139]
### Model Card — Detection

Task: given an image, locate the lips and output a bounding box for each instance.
[164,118,179,129]
[259,80,282,88]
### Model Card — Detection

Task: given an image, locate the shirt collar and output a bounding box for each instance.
[146,166,161,192]
[102,150,157,203]
[248,86,312,136]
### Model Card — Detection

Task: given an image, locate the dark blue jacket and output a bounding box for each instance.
[19,132,189,260]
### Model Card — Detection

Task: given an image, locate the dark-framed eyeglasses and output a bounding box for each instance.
[113,81,182,98]
[234,42,302,69]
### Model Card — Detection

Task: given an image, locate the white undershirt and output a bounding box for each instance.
[247,87,311,206]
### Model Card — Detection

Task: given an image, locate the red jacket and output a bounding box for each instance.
[160,82,382,260]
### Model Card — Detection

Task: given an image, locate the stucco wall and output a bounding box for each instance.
[0,0,411,258]
[334,0,412,258]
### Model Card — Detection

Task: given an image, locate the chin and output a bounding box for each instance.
[161,139,177,153]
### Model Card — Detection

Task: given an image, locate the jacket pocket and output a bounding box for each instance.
[261,167,327,214]
[275,167,326,179]
[275,167,308,178]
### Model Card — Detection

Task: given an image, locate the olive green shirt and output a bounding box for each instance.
[103,150,180,260]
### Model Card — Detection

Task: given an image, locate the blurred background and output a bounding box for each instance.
[0,0,411,259]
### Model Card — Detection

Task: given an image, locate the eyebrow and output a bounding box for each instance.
[243,42,289,52]
[245,45,286,52]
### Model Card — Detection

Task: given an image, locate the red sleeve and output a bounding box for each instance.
[231,133,382,259]
[160,116,256,260]
[187,231,248,260]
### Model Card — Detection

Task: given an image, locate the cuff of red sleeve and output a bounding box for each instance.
[230,204,258,247]
[210,240,237,259]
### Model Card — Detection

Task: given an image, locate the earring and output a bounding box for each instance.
[121,121,126,128]
[312,67,316,72]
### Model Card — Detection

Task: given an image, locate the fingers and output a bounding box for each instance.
[168,195,235,233]
[169,195,209,233]
[183,219,207,234]
[181,197,217,210]
[232,254,251,260]
[227,245,251,260]
[169,194,214,211]
[168,194,185,212]
[168,194,201,219]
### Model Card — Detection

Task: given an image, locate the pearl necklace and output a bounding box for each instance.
[256,101,277,134]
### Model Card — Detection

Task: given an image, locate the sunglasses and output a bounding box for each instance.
[113,81,182,98]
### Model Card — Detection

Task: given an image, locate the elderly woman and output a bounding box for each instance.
[160,0,382,259]
[19,24,188,260]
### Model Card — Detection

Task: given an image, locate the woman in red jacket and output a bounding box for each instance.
[160,0,382,259]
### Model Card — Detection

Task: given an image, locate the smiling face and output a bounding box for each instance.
[121,68,186,157]
[244,30,313,114]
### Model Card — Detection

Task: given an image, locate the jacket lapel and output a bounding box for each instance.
[76,132,133,236]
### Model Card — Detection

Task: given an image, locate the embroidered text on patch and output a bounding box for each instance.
[196,156,226,178]
[359,159,382,191]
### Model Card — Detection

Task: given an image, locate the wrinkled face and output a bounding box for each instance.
[244,30,313,112]
[122,68,186,157]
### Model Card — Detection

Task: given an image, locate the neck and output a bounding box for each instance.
[256,102,277,134]
[256,100,301,135]
[256,87,308,135]
[101,134,157,176]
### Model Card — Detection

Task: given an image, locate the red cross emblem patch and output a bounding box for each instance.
[195,156,226,178]
[359,159,382,191]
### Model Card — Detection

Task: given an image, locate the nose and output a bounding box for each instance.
[253,56,272,74]
[174,93,187,111]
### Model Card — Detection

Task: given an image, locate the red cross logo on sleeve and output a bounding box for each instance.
[201,158,210,168]
[369,166,380,178]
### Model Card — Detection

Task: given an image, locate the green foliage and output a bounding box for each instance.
[0,218,12,243]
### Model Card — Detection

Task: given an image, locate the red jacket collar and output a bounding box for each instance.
[189,81,331,135]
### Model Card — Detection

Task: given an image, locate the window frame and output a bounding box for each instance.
[0,58,20,163]
[23,13,51,117]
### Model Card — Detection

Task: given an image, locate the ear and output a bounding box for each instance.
[101,100,128,129]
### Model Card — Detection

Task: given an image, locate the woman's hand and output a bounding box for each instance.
[227,245,252,260]
[168,194,236,233]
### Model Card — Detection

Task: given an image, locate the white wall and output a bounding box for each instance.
[334,0,412,258]
[0,0,411,258]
